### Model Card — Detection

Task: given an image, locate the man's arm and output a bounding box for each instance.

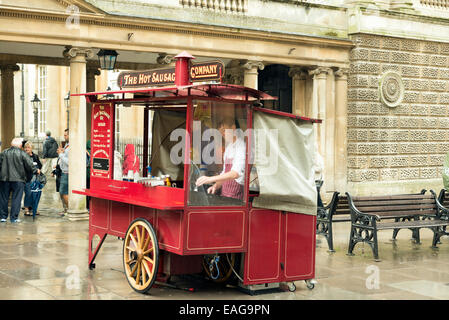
[59,148,69,168]
[42,141,49,158]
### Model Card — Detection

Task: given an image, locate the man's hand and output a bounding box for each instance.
[196,176,214,187]
[207,184,219,195]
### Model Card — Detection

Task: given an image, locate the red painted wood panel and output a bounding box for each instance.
[90,198,109,230]
[132,206,155,225]
[109,201,131,236]
[186,210,246,251]
[156,210,183,253]
[245,209,281,284]
[283,213,316,281]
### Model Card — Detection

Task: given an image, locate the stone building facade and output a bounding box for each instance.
[1,0,449,206]
[346,3,449,195]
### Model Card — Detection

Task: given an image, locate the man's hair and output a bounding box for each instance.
[11,137,23,148]
[218,118,240,129]
[64,129,69,133]
[45,130,51,136]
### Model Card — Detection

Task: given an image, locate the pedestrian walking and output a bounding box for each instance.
[57,129,69,217]
[22,141,42,216]
[41,130,59,177]
[0,137,38,223]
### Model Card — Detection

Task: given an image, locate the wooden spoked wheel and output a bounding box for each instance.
[123,218,159,294]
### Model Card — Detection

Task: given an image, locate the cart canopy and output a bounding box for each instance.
[252,110,317,216]
[73,83,277,103]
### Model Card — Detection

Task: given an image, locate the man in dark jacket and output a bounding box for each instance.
[0,137,37,223]
[42,130,58,176]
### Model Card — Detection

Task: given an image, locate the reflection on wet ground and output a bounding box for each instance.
[1,177,449,300]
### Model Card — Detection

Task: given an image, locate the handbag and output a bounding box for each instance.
[36,172,47,187]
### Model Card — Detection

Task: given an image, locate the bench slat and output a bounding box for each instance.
[353,194,433,201]
[369,209,436,218]
[333,215,351,222]
[354,199,435,207]
[353,204,436,212]
[377,219,449,230]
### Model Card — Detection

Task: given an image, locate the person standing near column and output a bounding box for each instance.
[22,141,42,216]
[42,130,59,177]
[0,137,37,223]
[57,129,69,217]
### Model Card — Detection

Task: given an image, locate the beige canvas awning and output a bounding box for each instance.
[252,110,317,215]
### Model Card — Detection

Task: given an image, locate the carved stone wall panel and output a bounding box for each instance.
[348,33,449,185]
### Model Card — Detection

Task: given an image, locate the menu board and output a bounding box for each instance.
[91,102,114,178]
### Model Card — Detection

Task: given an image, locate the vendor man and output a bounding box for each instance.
[195,118,246,200]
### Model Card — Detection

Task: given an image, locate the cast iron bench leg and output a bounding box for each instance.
[392,218,400,240]
[327,221,335,252]
[412,228,421,244]
[347,225,356,256]
[432,226,445,248]
[371,228,380,261]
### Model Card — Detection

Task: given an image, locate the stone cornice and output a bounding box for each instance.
[0,5,354,49]
[352,4,449,29]
[55,0,106,14]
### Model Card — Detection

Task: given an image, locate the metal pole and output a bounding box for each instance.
[34,108,38,138]
[20,64,25,137]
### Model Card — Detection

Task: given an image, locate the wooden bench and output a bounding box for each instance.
[316,190,426,252]
[438,188,449,208]
[345,190,449,261]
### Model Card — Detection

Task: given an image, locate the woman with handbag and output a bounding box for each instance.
[22,141,42,216]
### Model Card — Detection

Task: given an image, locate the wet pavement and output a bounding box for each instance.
[1,177,449,300]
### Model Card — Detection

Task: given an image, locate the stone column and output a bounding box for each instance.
[288,67,307,116]
[334,68,349,192]
[308,67,331,158]
[86,67,100,139]
[64,47,94,221]
[243,61,264,89]
[325,68,336,191]
[0,64,20,150]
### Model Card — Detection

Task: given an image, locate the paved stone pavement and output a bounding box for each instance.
[1,177,449,300]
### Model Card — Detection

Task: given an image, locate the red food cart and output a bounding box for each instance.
[73,52,321,294]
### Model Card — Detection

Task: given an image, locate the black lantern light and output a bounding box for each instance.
[97,49,118,70]
[31,93,41,138]
[31,93,41,111]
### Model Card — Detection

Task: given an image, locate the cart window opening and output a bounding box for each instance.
[112,105,186,188]
[149,109,186,188]
[113,104,146,182]
[188,100,248,206]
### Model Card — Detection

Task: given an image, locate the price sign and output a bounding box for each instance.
[91,102,114,178]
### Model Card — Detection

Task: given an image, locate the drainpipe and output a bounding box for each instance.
[20,64,25,137]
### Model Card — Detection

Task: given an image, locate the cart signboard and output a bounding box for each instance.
[117,60,224,88]
[91,102,114,179]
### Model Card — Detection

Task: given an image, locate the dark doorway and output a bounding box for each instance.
[258,64,292,113]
